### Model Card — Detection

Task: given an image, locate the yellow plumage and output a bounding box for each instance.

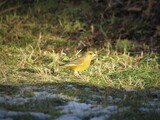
[62,51,95,76]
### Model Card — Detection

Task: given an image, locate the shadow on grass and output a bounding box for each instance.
[0,82,160,120]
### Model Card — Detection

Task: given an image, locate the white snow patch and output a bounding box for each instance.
[139,107,160,113]
[84,87,91,91]
[0,92,77,105]
[56,101,129,120]
[0,97,6,103]
[150,90,160,98]
[139,107,151,112]
[139,100,160,113]
[66,85,77,90]
[114,98,122,103]
[61,101,92,116]
[142,101,160,107]
[105,105,118,112]
[56,115,81,120]
[90,116,106,120]
[0,109,51,119]
[107,96,113,101]
[0,96,30,106]
[106,96,122,103]
[33,91,73,100]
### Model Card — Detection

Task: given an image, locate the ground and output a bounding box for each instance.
[0,0,160,120]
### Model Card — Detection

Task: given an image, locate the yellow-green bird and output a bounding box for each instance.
[61,51,96,76]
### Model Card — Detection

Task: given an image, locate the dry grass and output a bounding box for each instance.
[0,1,160,119]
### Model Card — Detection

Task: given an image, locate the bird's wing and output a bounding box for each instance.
[64,57,83,67]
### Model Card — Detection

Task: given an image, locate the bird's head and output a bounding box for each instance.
[85,51,96,60]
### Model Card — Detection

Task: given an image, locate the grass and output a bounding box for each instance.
[1,43,159,88]
[0,0,160,119]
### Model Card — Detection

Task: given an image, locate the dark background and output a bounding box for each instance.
[1,0,160,53]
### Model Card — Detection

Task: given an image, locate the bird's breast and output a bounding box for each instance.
[71,61,91,71]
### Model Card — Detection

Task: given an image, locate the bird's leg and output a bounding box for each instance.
[74,71,80,77]
[74,71,88,80]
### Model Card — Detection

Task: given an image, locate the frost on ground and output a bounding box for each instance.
[139,100,160,113]
[0,109,51,120]
[0,85,125,119]
[56,101,129,120]
[0,91,77,106]
[0,85,160,119]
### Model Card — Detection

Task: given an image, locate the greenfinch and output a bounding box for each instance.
[61,51,95,76]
